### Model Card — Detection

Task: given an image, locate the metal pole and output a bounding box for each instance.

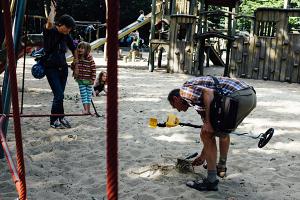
[148,0,157,71]
[106,0,119,199]
[2,0,27,199]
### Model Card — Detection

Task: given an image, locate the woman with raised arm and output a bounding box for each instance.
[44,0,78,128]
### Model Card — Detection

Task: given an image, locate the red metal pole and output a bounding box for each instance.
[0,117,21,195]
[106,0,119,199]
[2,0,27,199]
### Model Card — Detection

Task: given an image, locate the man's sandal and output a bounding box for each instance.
[216,165,227,178]
[203,163,227,178]
[186,178,219,191]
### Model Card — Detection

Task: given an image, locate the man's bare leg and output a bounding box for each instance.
[201,132,217,182]
[217,135,230,177]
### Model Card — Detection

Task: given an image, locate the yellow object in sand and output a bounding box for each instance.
[166,114,180,127]
[149,117,158,128]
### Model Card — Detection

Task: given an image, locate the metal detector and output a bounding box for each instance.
[91,99,102,117]
[149,114,274,148]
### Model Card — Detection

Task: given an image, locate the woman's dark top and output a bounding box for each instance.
[43,26,76,54]
[94,83,105,93]
[42,26,76,68]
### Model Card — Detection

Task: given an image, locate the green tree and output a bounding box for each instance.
[238,0,300,32]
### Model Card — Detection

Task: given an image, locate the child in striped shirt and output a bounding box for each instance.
[72,41,96,114]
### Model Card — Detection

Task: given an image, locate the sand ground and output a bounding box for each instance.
[0,51,300,200]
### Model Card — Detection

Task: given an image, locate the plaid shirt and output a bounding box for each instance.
[180,76,250,113]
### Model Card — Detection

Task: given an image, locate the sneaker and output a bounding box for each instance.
[186,178,219,191]
[60,117,71,128]
[50,119,64,129]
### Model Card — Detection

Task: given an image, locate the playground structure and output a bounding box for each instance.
[148,0,300,83]
[90,14,151,50]
[148,0,198,73]
[148,0,241,75]
[229,8,300,83]
[0,0,299,199]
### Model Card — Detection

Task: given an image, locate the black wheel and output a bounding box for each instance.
[258,128,274,148]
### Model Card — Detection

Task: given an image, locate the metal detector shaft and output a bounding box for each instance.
[151,115,273,148]
[179,122,202,128]
[157,123,166,127]
[231,132,261,139]
[172,121,273,148]
[91,99,101,117]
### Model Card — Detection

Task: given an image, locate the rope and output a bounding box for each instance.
[106,0,119,199]
[2,0,27,199]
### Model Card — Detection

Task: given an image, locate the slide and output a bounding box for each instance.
[90,13,151,50]
[204,45,225,67]
[66,13,151,61]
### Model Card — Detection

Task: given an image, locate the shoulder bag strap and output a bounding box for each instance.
[209,75,225,95]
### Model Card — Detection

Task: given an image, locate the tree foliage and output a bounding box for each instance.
[239,0,300,31]
[240,0,283,16]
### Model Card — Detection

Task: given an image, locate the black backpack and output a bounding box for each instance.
[209,76,239,134]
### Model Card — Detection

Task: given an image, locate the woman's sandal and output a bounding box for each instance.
[203,163,227,178]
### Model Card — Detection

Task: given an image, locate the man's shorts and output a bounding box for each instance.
[229,87,257,127]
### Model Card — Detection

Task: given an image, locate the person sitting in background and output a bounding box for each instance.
[93,71,107,96]
[130,37,139,51]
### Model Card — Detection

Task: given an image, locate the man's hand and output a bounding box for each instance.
[192,155,205,166]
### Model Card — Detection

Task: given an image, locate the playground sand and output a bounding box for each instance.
[1,52,300,199]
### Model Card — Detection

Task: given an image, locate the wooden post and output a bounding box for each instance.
[194,0,205,75]
[189,0,196,15]
[148,0,157,71]
[224,7,233,77]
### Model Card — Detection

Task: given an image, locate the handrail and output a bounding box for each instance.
[194,31,236,41]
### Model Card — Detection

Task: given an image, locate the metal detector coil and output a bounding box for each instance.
[258,128,274,148]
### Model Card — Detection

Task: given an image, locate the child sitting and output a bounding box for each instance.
[71,41,96,114]
[93,71,107,96]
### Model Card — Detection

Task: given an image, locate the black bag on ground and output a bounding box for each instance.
[209,76,239,133]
